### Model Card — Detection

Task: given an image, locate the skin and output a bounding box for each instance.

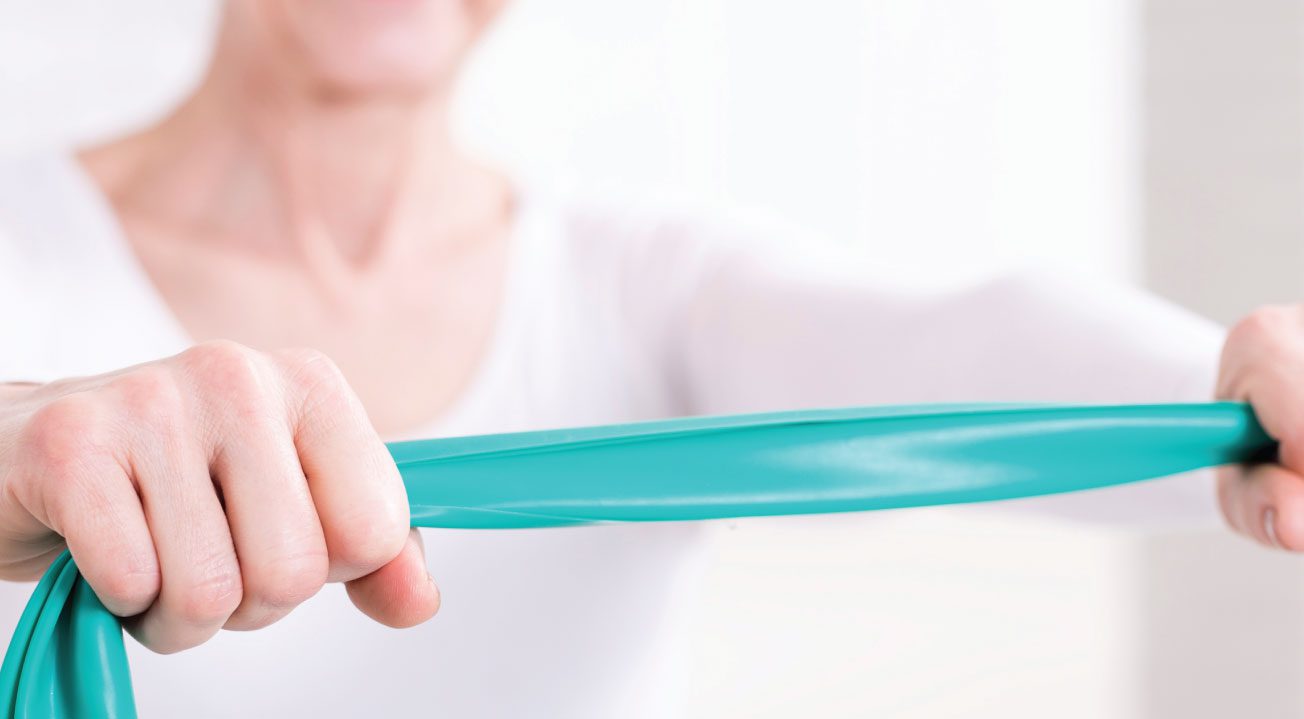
[1216,306,1304,552]
[0,344,426,652]
[0,0,1293,656]
[0,0,509,653]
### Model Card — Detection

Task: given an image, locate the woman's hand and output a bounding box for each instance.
[1216,305,1304,550]
[0,341,439,654]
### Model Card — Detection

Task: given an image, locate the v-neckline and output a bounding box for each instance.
[53,152,536,441]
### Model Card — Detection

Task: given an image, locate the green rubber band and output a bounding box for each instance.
[0,402,1275,718]
[0,552,69,718]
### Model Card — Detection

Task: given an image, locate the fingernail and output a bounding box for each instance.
[1265,507,1282,549]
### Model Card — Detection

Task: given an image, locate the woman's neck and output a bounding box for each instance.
[82,36,507,278]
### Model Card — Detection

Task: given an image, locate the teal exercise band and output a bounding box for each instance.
[0,402,1275,718]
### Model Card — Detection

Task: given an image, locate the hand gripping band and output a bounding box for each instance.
[0,402,1275,717]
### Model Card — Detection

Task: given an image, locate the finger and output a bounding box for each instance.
[215,416,328,632]
[280,350,408,582]
[345,528,439,628]
[55,464,159,617]
[1218,308,1304,471]
[17,395,160,615]
[128,437,242,654]
[1227,378,1304,471]
[1216,463,1304,550]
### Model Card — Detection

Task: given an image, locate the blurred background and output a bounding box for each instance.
[2,0,1304,716]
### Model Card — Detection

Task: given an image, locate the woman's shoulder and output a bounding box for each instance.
[0,149,111,257]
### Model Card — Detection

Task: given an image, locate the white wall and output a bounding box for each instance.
[0,1,214,151]
[1143,0,1304,324]
[460,0,1141,279]
[687,510,1304,718]
[0,0,1139,280]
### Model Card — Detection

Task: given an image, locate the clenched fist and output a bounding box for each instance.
[0,341,439,654]
[1217,305,1304,551]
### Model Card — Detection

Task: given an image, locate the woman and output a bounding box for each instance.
[0,1,1295,716]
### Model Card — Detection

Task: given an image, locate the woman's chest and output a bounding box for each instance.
[131,239,510,436]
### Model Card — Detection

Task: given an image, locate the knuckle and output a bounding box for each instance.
[183,341,265,396]
[97,564,161,614]
[1221,305,1304,401]
[1230,306,1294,353]
[329,515,406,573]
[21,395,111,470]
[183,339,253,369]
[250,550,328,609]
[175,562,243,625]
[278,348,350,412]
[113,367,182,411]
[182,341,273,421]
[111,368,184,431]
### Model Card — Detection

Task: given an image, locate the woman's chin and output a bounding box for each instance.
[259,0,476,100]
[299,42,464,100]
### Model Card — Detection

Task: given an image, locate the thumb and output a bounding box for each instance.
[345,528,440,628]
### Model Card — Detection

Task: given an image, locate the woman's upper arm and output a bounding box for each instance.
[666,233,1224,415]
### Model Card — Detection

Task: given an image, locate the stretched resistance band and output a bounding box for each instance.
[0,402,1275,718]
